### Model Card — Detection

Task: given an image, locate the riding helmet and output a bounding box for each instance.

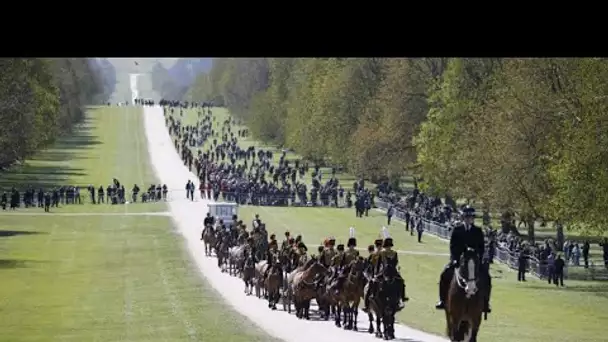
[285,231,290,237]
[270,234,276,241]
[329,237,336,246]
[374,239,383,248]
[347,238,357,248]
[337,244,345,251]
[383,238,394,248]
[367,245,375,253]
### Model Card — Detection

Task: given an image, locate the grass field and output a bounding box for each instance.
[0,105,276,342]
[175,107,608,342]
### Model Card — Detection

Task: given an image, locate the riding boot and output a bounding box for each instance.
[362,283,372,313]
[485,272,492,313]
[435,266,450,309]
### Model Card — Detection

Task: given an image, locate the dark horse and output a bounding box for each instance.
[367,263,401,340]
[445,247,485,342]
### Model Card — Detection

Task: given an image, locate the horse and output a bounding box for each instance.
[215,238,230,272]
[242,254,256,295]
[264,260,283,310]
[254,260,269,299]
[366,263,401,340]
[228,244,247,277]
[287,256,327,319]
[201,224,216,256]
[332,258,366,330]
[445,247,485,342]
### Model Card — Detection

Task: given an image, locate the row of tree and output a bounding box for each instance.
[0,58,112,169]
[185,58,608,233]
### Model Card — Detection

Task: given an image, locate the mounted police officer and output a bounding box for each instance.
[435,206,492,313]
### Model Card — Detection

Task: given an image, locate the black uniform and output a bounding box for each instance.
[436,216,491,312]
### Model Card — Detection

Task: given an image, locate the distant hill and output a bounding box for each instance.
[151,58,213,100]
[167,58,213,88]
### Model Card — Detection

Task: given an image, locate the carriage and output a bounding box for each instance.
[207,202,238,226]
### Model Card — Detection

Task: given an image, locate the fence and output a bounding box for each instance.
[375,199,608,281]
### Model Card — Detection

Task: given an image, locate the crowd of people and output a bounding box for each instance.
[375,187,608,284]
[159,100,376,210]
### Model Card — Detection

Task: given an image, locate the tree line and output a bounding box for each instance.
[184,58,608,234]
[0,58,112,170]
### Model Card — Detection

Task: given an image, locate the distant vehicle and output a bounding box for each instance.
[207,202,238,226]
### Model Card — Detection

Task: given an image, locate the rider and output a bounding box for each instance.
[245,236,258,261]
[323,237,337,267]
[328,243,345,287]
[361,239,383,313]
[263,239,280,280]
[252,214,261,229]
[203,212,214,227]
[281,231,291,251]
[435,206,491,313]
[378,236,409,309]
[296,241,308,266]
[333,228,360,293]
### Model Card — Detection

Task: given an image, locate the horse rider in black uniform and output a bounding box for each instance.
[435,206,492,313]
[362,238,384,313]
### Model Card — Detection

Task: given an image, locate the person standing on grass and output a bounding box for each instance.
[416,220,424,243]
[583,241,590,268]
[517,250,528,281]
[404,210,411,231]
[44,192,51,212]
[553,254,565,286]
[387,205,394,225]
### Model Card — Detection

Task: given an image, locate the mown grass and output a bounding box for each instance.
[176,107,606,342]
[0,105,277,342]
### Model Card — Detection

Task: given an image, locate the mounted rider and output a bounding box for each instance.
[295,241,308,266]
[281,231,291,251]
[245,236,259,261]
[378,230,409,308]
[332,227,360,293]
[362,238,383,312]
[328,243,345,287]
[435,206,491,313]
[322,236,337,267]
[263,239,281,280]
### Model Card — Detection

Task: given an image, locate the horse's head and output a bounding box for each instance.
[458,247,480,298]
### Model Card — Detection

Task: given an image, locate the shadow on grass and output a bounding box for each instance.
[525,283,608,298]
[0,259,31,269]
[0,230,46,238]
[0,116,102,192]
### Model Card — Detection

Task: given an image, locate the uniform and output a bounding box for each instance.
[343,248,360,266]
[435,207,491,313]
[323,247,337,267]
[362,239,383,312]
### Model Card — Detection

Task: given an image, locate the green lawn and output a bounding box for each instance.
[172,107,606,342]
[0,105,276,342]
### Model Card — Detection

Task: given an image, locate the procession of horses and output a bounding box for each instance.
[199,210,490,342]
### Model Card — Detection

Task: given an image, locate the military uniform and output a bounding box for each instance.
[323,245,337,268]
[435,207,491,313]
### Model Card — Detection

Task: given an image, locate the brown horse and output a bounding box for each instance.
[264,260,283,310]
[332,258,366,330]
[201,224,216,256]
[366,264,401,340]
[445,248,485,342]
[288,256,327,319]
[242,254,256,295]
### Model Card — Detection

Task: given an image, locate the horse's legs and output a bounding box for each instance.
[367,312,374,334]
[342,304,348,326]
[353,304,358,331]
[375,314,382,338]
[334,304,342,327]
[304,300,310,320]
